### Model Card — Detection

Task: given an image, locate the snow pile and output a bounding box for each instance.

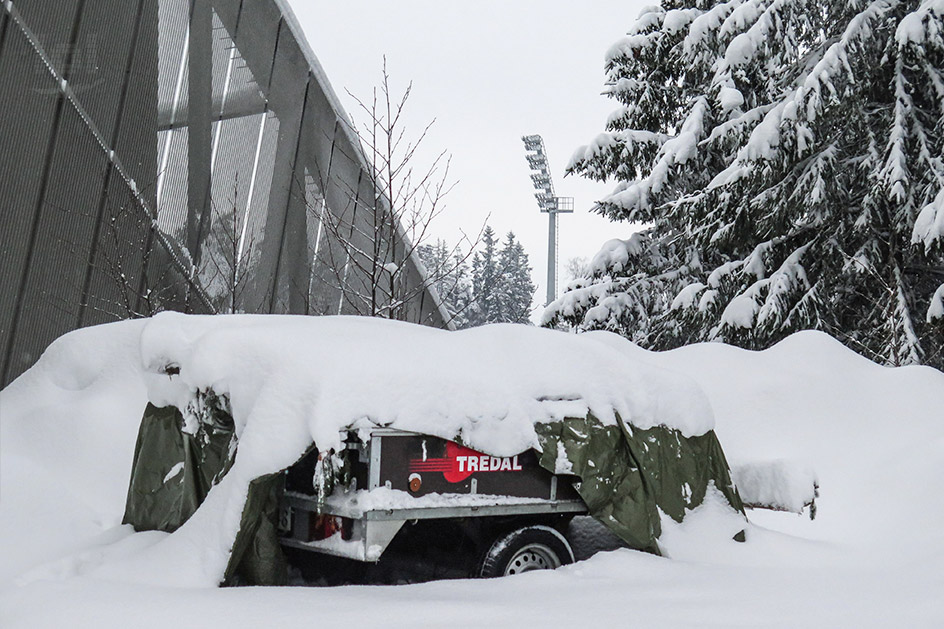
[2,312,715,587]
[3,321,944,627]
[0,319,152,585]
[730,460,818,514]
[136,312,714,452]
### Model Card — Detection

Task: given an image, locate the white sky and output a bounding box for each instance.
[288,1,647,308]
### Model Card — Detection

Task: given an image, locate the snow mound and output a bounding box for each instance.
[2,313,716,586]
[731,460,818,514]
[138,312,714,454]
[3,320,944,626]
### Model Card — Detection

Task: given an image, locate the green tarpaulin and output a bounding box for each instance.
[535,415,743,555]
[122,403,286,585]
[123,402,743,585]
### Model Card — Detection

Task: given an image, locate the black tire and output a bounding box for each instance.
[478,525,575,578]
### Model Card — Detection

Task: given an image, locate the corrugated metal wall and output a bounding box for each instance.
[0,0,448,387]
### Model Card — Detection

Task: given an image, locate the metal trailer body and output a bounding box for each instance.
[278,429,587,563]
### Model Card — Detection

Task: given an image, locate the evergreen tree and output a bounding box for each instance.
[546,0,944,367]
[449,248,473,329]
[497,231,537,324]
[470,226,501,326]
[418,239,473,329]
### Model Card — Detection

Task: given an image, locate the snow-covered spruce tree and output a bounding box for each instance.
[496,232,537,324]
[469,227,502,327]
[546,0,944,366]
[418,239,474,328]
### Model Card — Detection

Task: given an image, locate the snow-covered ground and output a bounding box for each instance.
[1,317,942,627]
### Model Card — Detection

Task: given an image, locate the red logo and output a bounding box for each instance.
[409,442,523,483]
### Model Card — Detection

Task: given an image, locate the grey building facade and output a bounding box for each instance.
[0,0,449,386]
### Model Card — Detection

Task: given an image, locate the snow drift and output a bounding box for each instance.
[2,312,723,587]
[2,318,943,627]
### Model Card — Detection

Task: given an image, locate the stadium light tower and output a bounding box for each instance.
[522,135,574,306]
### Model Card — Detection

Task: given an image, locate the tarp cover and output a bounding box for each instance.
[535,416,743,555]
[123,403,286,585]
[123,404,744,585]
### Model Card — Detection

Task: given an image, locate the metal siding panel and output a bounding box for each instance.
[13,0,82,79]
[156,0,189,121]
[113,0,157,208]
[69,0,138,145]
[240,109,280,311]
[258,19,307,313]
[186,0,212,261]
[222,0,280,92]
[298,169,323,314]
[302,75,336,179]
[323,132,362,252]
[245,112,281,238]
[276,167,308,313]
[340,172,378,315]
[211,0,241,32]
[195,113,257,310]
[0,10,10,62]
[77,0,149,326]
[209,114,257,214]
[156,126,189,239]
[314,218,349,315]
[8,103,109,378]
[0,22,62,383]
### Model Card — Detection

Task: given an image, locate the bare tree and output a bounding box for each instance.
[564,257,589,284]
[94,198,166,318]
[306,58,483,326]
[44,181,198,322]
[200,179,256,314]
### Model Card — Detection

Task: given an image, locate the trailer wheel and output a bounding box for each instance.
[479,525,574,578]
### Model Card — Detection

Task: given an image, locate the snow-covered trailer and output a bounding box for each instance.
[279,428,588,576]
[117,314,748,586]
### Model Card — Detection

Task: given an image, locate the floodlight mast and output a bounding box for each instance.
[522,135,573,306]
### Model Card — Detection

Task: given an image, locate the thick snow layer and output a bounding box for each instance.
[138,312,714,452]
[897,0,944,45]
[3,322,944,627]
[2,313,714,588]
[320,487,551,518]
[913,188,944,250]
[730,460,818,514]
[929,284,944,321]
[587,234,646,275]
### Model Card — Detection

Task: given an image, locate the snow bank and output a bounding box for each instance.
[0,320,152,585]
[3,313,716,587]
[4,320,944,627]
[730,460,818,514]
[614,330,944,556]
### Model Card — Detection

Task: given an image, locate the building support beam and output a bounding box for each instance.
[186,0,213,267]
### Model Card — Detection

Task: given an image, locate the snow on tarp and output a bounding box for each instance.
[140,311,715,453]
[4,320,944,625]
[730,460,818,515]
[16,312,719,587]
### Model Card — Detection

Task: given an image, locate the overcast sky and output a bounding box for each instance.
[288,1,647,308]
